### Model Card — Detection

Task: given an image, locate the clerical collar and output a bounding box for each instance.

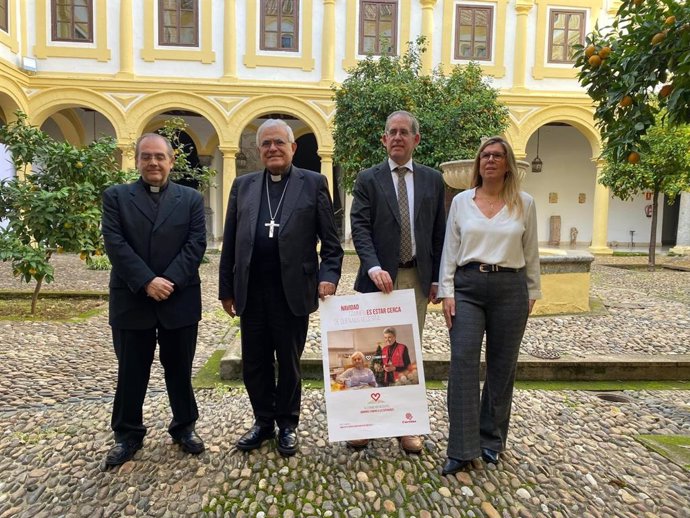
[266,166,292,183]
[140,178,169,193]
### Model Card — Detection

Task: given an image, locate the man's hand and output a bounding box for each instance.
[528,299,536,314]
[318,281,337,300]
[369,269,394,293]
[145,277,175,301]
[428,284,440,304]
[221,298,236,317]
[442,297,455,329]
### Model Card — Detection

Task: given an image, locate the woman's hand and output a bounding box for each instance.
[442,297,455,329]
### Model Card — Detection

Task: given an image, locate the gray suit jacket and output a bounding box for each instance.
[218,166,343,316]
[351,161,446,294]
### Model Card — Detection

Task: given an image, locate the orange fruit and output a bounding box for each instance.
[29,268,37,275]
[627,151,640,164]
[651,31,667,45]
[584,45,597,58]
[665,16,676,25]
[633,0,643,6]
[75,161,83,169]
[619,95,633,107]
[659,84,673,98]
[588,55,602,68]
[598,47,612,59]
[80,252,88,261]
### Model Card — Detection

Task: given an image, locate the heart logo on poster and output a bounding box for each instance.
[365,355,372,360]
[370,393,381,401]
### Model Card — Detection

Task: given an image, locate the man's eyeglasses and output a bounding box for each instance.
[480,152,506,161]
[260,139,290,149]
[385,129,414,138]
[139,153,170,162]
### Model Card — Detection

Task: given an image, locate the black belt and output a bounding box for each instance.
[461,262,521,273]
[398,258,417,268]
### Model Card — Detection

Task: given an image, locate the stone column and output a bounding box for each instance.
[420,0,437,75]
[222,0,237,80]
[511,0,533,92]
[589,160,613,254]
[670,191,690,255]
[117,0,134,78]
[219,146,239,222]
[118,139,136,170]
[319,152,334,199]
[321,0,336,85]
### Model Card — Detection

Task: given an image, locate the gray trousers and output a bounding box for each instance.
[447,267,529,461]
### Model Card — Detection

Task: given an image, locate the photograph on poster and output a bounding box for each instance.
[326,325,419,393]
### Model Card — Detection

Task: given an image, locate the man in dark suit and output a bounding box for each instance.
[219,119,343,457]
[101,133,206,467]
[349,110,446,453]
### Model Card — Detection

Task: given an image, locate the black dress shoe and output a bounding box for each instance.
[481,448,499,465]
[277,427,298,456]
[174,431,205,454]
[237,425,275,451]
[442,457,471,475]
[104,440,143,467]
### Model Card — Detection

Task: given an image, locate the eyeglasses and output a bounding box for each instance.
[139,152,170,162]
[480,151,506,161]
[260,139,291,149]
[385,129,414,138]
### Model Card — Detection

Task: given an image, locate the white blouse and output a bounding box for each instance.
[438,188,542,300]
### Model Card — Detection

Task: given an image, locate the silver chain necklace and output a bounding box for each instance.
[265,175,290,238]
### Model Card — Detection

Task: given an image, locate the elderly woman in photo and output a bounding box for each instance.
[337,351,377,389]
[437,136,541,475]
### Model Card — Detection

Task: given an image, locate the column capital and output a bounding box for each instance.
[419,0,438,7]
[515,0,534,14]
[219,146,240,157]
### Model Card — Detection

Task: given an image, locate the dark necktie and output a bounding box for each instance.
[396,167,413,263]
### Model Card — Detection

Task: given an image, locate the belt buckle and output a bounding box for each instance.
[479,263,491,273]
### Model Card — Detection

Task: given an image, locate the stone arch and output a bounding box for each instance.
[142,119,206,153]
[44,110,85,145]
[517,106,601,158]
[126,92,229,144]
[0,77,29,122]
[28,88,126,139]
[229,95,332,152]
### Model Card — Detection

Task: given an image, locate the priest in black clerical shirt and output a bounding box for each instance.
[101,133,206,467]
[219,119,343,456]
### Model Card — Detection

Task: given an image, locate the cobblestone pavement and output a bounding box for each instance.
[0,253,688,517]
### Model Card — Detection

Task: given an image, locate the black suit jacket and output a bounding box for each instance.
[102,179,206,330]
[218,167,343,316]
[350,161,446,294]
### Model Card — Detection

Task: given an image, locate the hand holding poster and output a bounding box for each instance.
[319,289,430,442]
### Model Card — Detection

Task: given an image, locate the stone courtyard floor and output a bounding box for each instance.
[0,253,688,518]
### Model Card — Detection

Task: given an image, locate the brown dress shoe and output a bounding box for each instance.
[346,439,370,449]
[399,435,423,453]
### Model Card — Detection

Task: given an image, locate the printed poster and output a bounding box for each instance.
[319,289,431,442]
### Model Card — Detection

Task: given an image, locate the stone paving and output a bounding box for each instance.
[0,253,689,517]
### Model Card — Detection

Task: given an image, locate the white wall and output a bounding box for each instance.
[521,125,596,245]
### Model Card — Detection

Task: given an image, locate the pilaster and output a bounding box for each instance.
[589,160,613,254]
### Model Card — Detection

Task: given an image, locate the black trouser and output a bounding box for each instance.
[447,268,529,460]
[240,271,309,430]
[111,324,199,443]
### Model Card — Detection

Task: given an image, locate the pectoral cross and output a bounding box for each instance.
[265,219,280,238]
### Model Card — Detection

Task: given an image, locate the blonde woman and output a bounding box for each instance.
[437,137,541,475]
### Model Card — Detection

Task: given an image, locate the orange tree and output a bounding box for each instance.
[598,116,690,266]
[0,112,134,313]
[574,0,689,163]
